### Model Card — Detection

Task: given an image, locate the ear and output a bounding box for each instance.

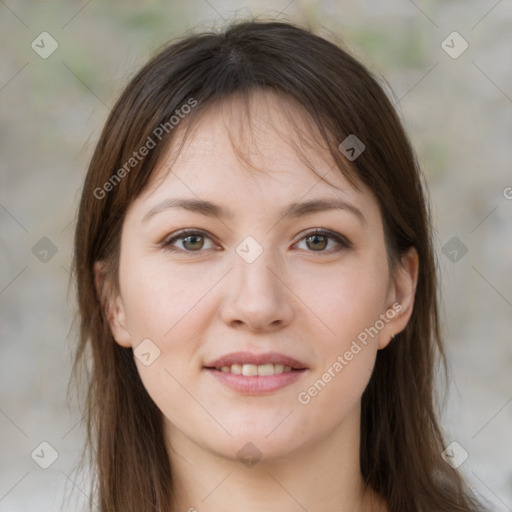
[378,246,419,349]
[94,261,132,348]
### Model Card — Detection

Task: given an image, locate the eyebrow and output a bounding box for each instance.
[142,197,367,225]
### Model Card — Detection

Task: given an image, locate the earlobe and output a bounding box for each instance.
[378,247,419,349]
[93,261,132,348]
[110,296,132,348]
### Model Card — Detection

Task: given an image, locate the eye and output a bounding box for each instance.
[162,229,217,252]
[294,228,352,253]
[161,228,352,254]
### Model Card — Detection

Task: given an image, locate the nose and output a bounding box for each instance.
[219,247,295,333]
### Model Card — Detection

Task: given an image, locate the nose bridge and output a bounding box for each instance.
[219,235,294,330]
[233,236,282,300]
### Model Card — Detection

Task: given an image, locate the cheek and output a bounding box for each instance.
[297,345,376,439]
[309,258,389,345]
[297,292,380,418]
[289,259,386,412]
[119,255,220,405]
[120,252,220,342]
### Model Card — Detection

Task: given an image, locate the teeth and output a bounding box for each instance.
[216,363,294,376]
[258,363,277,376]
[274,364,285,374]
[231,364,242,375]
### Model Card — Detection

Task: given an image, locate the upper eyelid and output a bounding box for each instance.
[162,228,216,245]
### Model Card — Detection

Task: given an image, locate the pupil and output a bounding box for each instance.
[185,235,203,250]
[308,235,327,251]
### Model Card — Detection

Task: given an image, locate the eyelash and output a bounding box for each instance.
[161,228,352,255]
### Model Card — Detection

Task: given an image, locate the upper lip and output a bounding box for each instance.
[204,351,308,370]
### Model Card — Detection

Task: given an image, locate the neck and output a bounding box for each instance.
[165,404,387,512]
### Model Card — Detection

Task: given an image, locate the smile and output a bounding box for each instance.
[203,351,309,394]
[213,363,294,376]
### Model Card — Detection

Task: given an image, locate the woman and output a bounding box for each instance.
[71,19,487,511]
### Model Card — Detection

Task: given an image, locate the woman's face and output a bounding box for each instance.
[103,92,417,464]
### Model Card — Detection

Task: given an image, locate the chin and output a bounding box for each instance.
[203,427,306,465]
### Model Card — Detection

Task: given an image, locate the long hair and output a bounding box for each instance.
[70,19,487,511]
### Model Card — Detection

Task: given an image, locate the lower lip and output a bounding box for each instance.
[204,368,307,394]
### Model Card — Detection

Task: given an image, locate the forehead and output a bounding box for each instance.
[131,90,379,221]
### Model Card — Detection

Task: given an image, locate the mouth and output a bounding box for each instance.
[203,351,308,394]
[205,363,305,376]
[204,351,308,373]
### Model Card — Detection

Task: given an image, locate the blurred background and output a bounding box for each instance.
[1,0,511,510]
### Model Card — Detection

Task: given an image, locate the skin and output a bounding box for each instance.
[99,91,419,512]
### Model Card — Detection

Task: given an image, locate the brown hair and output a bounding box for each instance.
[70,19,487,512]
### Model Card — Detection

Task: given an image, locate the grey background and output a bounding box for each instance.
[1,0,511,510]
